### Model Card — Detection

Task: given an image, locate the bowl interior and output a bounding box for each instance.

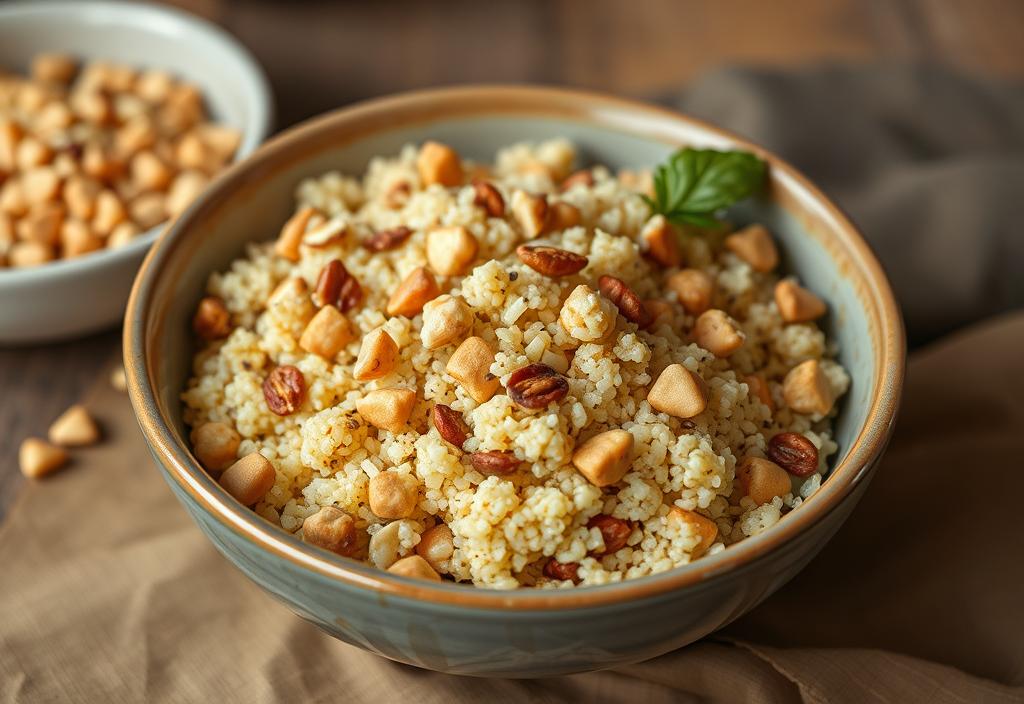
[131,88,902,602]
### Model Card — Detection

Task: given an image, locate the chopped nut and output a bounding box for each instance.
[388,555,442,581]
[560,169,594,191]
[426,226,478,276]
[782,359,835,416]
[219,452,276,506]
[81,143,123,182]
[369,471,419,519]
[356,388,417,433]
[63,175,101,221]
[299,305,354,359]
[196,123,241,160]
[725,224,778,272]
[516,244,588,277]
[648,364,708,419]
[175,131,210,172]
[767,432,819,477]
[190,421,241,472]
[136,69,174,103]
[70,89,113,124]
[274,206,317,261]
[540,347,570,374]
[446,336,500,403]
[129,192,166,229]
[166,170,208,217]
[420,295,473,350]
[19,437,69,479]
[47,404,100,447]
[0,119,22,172]
[115,116,157,156]
[667,269,715,315]
[506,363,569,410]
[21,166,61,205]
[668,506,718,557]
[587,514,632,554]
[313,259,363,313]
[472,180,505,217]
[432,404,469,448]
[130,150,172,191]
[0,179,27,217]
[543,559,580,583]
[744,373,774,411]
[107,221,140,248]
[386,266,440,317]
[598,275,651,327]
[91,190,126,237]
[510,189,548,239]
[775,280,827,323]
[302,507,358,556]
[262,365,306,416]
[192,296,231,340]
[416,524,455,573]
[353,328,399,381]
[469,450,520,476]
[31,53,77,84]
[736,456,792,505]
[641,215,682,267]
[545,201,581,232]
[417,141,463,187]
[363,226,412,252]
[9,241,53,267]
[693,309,745,357]
[644,299,673,328]
[17,204,63,246]
[368,521,402,568]
[572,429,634,487]
[16,138,53,170]
[60,219,102,258]
[302,215,348,248]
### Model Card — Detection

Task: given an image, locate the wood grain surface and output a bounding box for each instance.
[2,0,1022,516]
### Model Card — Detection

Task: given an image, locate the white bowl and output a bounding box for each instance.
[0,0,272,344]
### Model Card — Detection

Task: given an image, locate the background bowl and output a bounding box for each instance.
[125,86,904,677]
[0,0,272,345]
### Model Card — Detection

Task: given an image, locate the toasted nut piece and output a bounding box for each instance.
[426,226,478,276]
[115,116,157,156]
[263,365,306,416]
[190,421,241,472]
[363,226,412,252]
[420,295,473,350]
[197,124,241,160]
[775,280,827,323]
[416,141,463,187]
[545,201,581,232]
[386,266,440,317]
[510,189,548,239]
[516,244,588,277]
[599,275,651,327]
[130,151,172,191]
[648,364,708,419]
[22,167,61,206]
[369,471,419,519]
[432,404,469,448]
[694,309,745,357]
[736,456,792,505]
[81,143,123,182]
[587,514,632,554]
[472,181,505,217]
[618,168,654,196]
[129,192,167,229]
[31,53,77,84]
[667,269,715,315]
[0,119,21,172]
[70,89,113,124]
[357,388,417,434]
[35,103,74,139]
[641,215,682,267]
[783,359,835,416]
[416,524,455,573]
[175,131,210,172]
[17,204,63,246]
[388,555,442,581]
[468,450,519,476]
[47,404,100,447]
[107,221,141,248]
[313,259,362,313]
[60,218,103,258]
[644,299,673,328]
[9,241,53,267]
[368,521,402,568]
[725,224,778,272]
[302,507,358,556]
[353,328,399,381]
[0,180,28,218]
[219,452,276,506]
[540,347,570,374]
[16,138,54,170]
[166,170,208,217]
[767,432,819,477]
[63,175,102,221]
[299,305,354,359]
[559,284,615,342]
[92,190,126,237]
[136,69,174,103]
[668,506,718,557]
[572,429,634,487]
[446,336,499,403]
[561,169,594,191]
[507,363,569,410]
[19,438,69,478]
[543,559,580,583]
[744,373,774,411]
[192,296,231,340]
[274,206,317,261]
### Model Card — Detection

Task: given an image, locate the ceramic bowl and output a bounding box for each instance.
[125,86,904,677]
[0,0,272,344]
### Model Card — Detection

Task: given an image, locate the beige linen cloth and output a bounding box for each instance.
[3,67,1024,702]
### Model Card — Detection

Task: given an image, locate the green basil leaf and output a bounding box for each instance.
[647,148,766,228]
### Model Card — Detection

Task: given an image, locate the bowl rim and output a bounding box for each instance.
[0,0,273,288]
[125,84,905,610]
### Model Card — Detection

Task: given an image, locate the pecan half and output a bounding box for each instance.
[262,365,306,416]
[587,514,632,554]
[598,275,651,328]
[468,450,519,475]
[507,363,569,410]
[767,432,819,477]
[314,259,363,313]
[560,169,594,191]
[543,558,580,583]
[515,245,588,277]
[472,180,505,217]
[192,296,231,341]
[362,226,412,252]
[432,404,469,449]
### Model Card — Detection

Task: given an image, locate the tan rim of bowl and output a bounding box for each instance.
[125,85,905,610]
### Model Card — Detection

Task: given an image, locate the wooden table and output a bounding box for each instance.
[3,0,1022,515]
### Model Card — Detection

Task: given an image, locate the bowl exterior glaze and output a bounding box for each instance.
[127,86,904,676]
[0,1,272,344]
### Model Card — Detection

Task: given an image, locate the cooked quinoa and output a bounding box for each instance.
[181,138,849,589]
